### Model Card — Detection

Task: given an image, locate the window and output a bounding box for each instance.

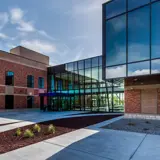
[128,61,150,77]
[27,75,34,88]
[128,6,150,63]
[106,14,126,66]
[78,60,84,69]
[6,71,14,86]
[38,77,44,89]
[85,59,91,68]
[99,56,102,66]
[151,59,160,74]
[67,63,74,71]
[92,57,99,67]
[105,0,126,19]
[106,65,126,79]
[152,1,160,59]
[128,0,150,11]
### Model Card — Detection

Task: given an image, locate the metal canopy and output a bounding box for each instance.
[39,92,75,97]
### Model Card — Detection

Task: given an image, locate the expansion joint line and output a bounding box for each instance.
[129,134,148,160]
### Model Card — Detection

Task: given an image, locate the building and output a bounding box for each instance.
[1,0,160,115]
[103,0,160,115]
[0,46,48,109]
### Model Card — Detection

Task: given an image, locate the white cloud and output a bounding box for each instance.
[21,39,56,54]
[71,0,110,15]
[10,7,35,32]
[38,30,55,40]
[106,65,126,79]
[129,69,150,76]
[0,12,9,30]
[0,33,8,39]
[10,8,23,22]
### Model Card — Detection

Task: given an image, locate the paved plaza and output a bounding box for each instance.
[0,110,160,160]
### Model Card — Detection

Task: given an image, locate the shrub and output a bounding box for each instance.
[48,124,55,134]
[145,121,151,124]
[23,129,34,138]
[127,122,136,126]
[33,124,41,133]
[15,128,22,136]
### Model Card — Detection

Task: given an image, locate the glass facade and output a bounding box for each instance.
[48,56,124,112]
[103,0,160,79]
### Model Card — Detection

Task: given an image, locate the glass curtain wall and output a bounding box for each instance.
[104,0,160,79]
[48,56,124,112]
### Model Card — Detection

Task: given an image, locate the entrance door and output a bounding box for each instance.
[141,89,157,114]
[5,95,14,109]
[27,96,34,108]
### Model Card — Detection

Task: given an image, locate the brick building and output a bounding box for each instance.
[0,46,48,109]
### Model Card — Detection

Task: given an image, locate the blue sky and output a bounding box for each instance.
[0,0,109,65]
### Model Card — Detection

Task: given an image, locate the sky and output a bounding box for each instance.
[0,0,109,65]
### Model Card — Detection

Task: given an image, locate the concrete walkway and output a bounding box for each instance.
[0,109,122,132]
[1,116,160,160]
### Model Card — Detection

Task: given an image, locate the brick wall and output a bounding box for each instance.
[14,87,27,94]
[0,59,47,109]
[0,95,5,109]
[125,90,141,113]
[0,86,5,93]
[14,96,27,109]
[157,89,160,114]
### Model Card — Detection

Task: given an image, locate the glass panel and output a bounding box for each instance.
[99,56,102,66]
[85,59,91,68]
[128,0,150,11]
[27,75,34,88]
[128,61,150,76]
[92,67,99,81]
[92,57,99,67]
[74,62,78,70]
[151,59,160,74]
[38,77,44,89]
[106,65,126,79]
[152,1,160,59]
[128,6,150,62]
[67,63,74,71]
[6,71,14,86]
[105,0,126,19]
[106,15,126,66]
[78,60,84,69]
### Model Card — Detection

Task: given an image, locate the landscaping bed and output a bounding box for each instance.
[102,118,160,135]
[0,114,119,154]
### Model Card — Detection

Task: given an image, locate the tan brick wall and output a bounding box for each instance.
[125,90,141,113]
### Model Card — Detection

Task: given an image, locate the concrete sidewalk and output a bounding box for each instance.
[1,116,160,160]
[0,110,122,132]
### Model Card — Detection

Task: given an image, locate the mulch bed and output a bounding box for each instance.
[0,115,120,154]
[102,118,160,135]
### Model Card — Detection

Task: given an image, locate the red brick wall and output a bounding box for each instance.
[125,90,141,113]
[0,86,5,93]
[0,95,5,109]
[0,59,47,88]
[157,89,160,114]
[34,96,40,108]
[14,87,27,94]
[14,96,27,109]
[0,59,47,109]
